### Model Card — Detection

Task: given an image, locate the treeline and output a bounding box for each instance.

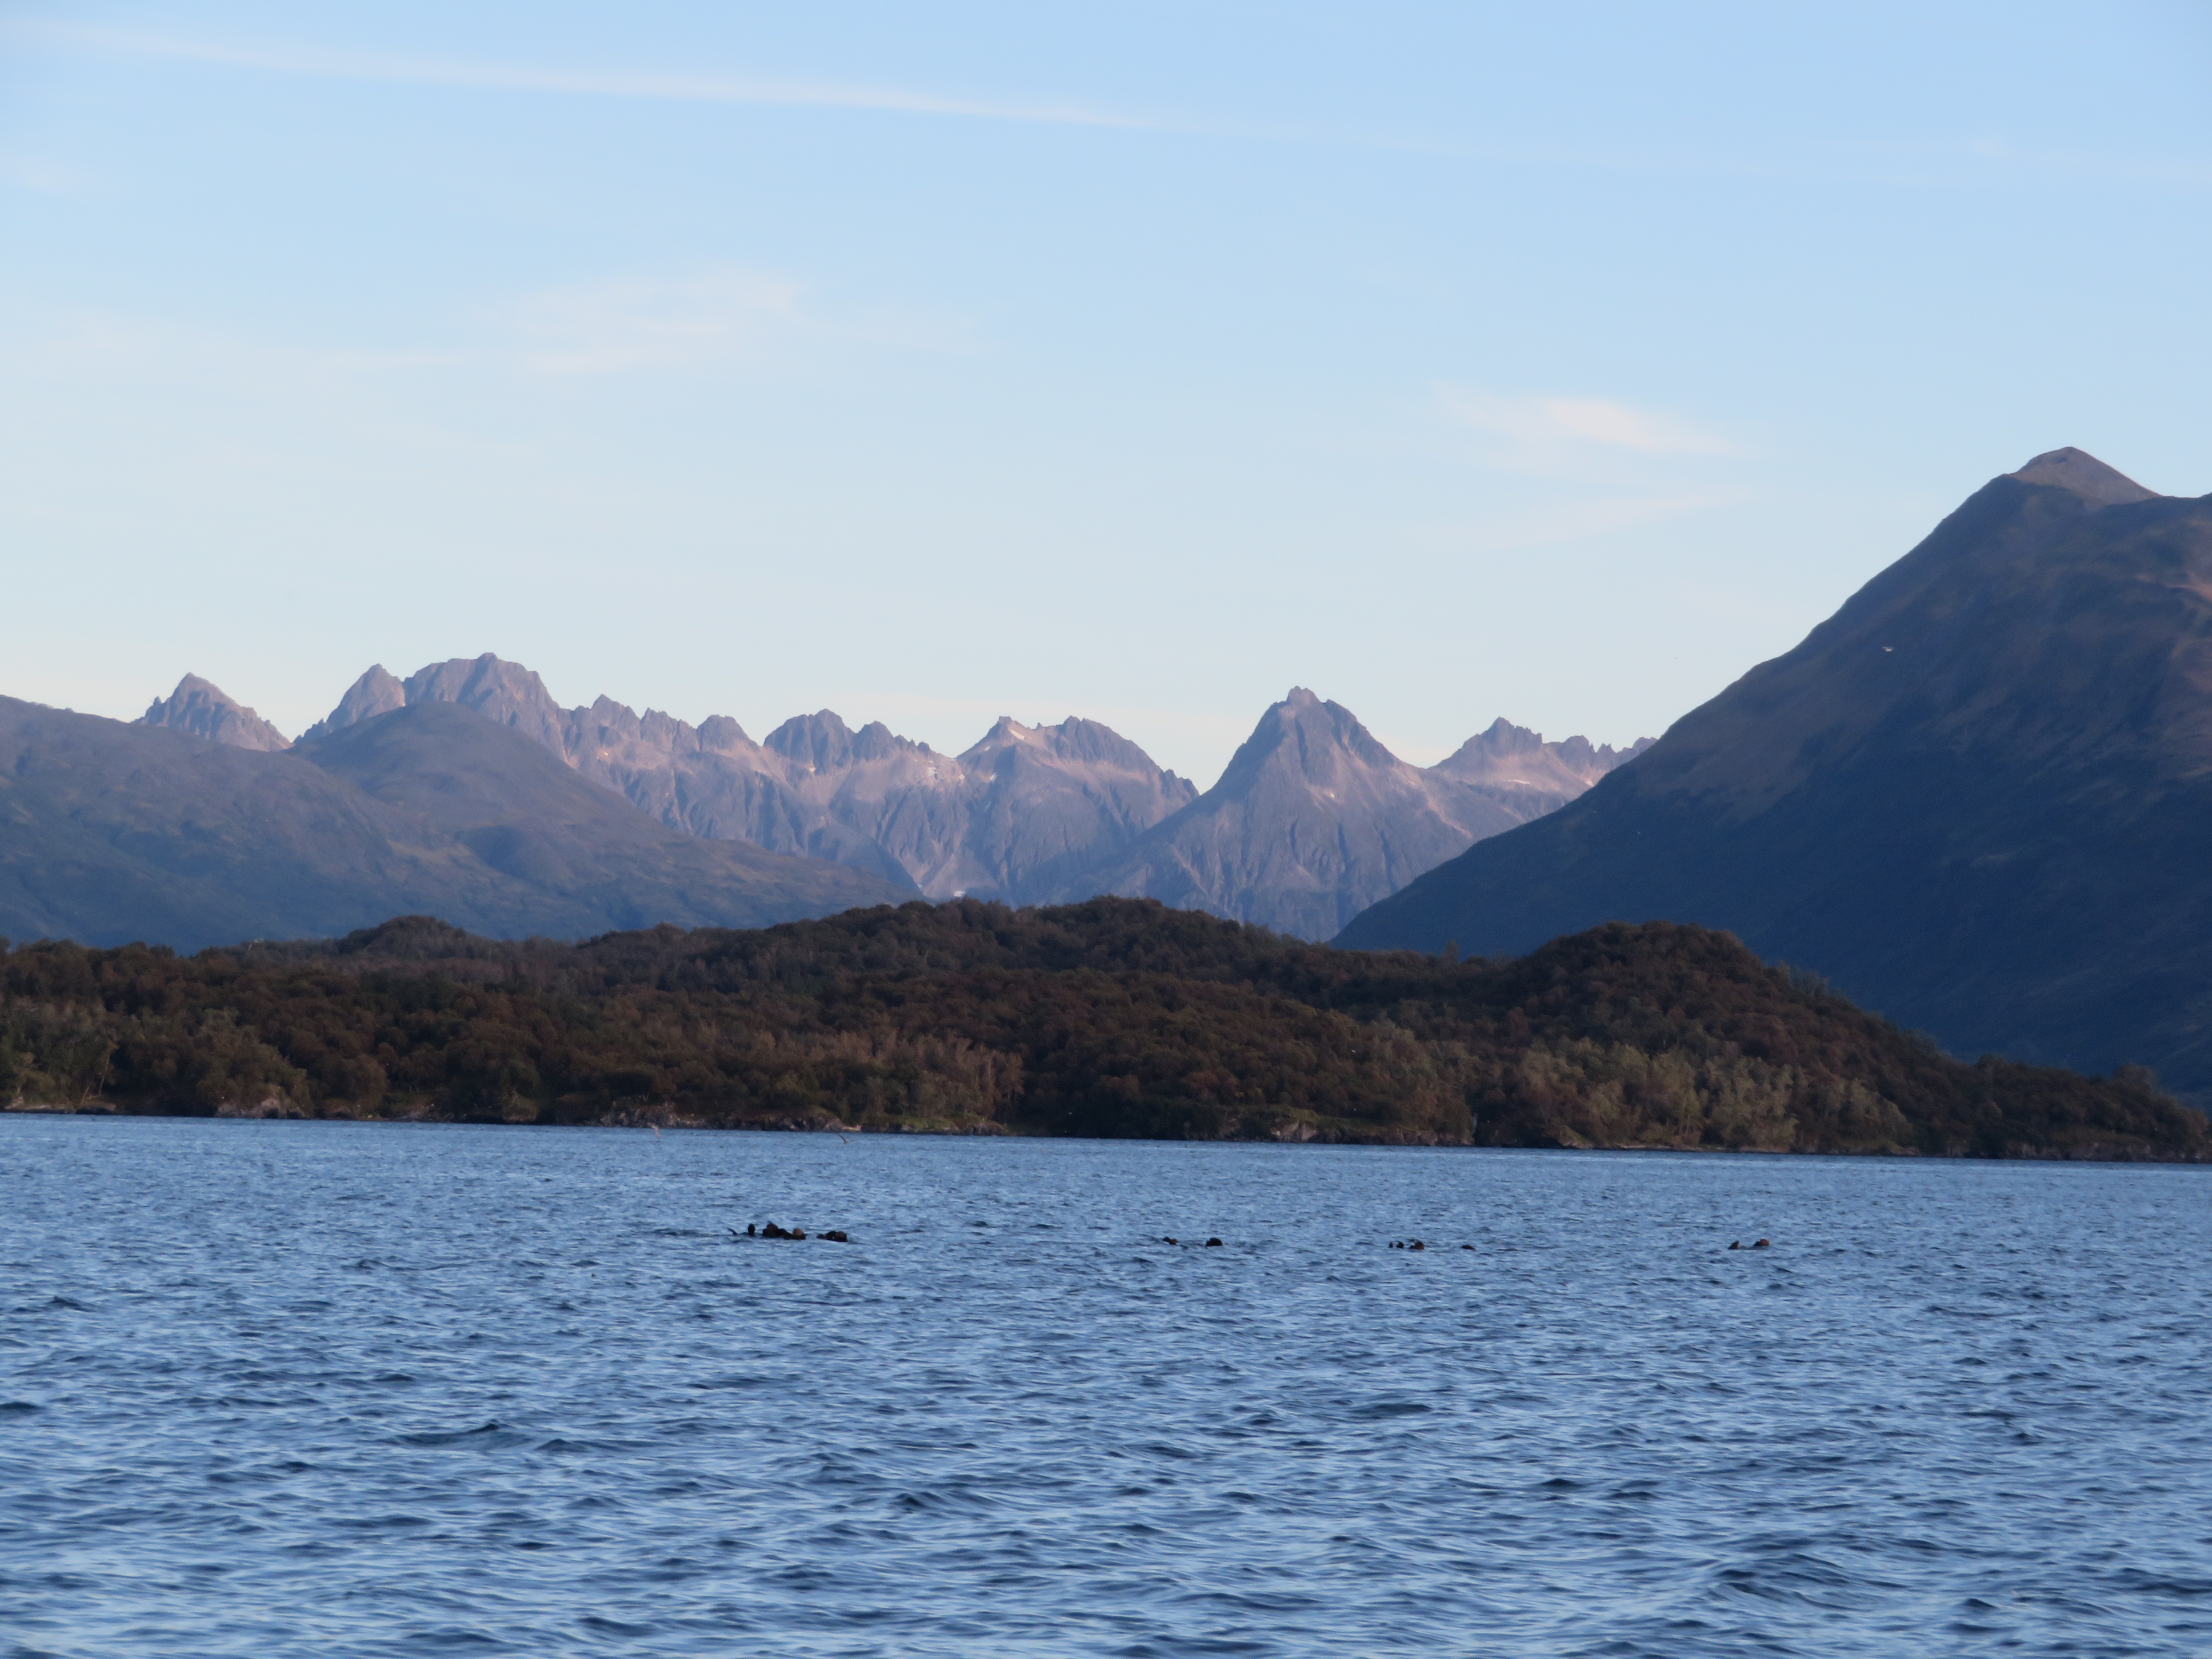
[2,898,2203,1158]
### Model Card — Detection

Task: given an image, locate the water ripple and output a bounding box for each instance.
[4,1118,2211,1656]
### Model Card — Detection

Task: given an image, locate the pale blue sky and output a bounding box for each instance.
[4,2,2209,779]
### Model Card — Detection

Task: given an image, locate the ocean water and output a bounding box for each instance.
[3,1118,2210,1658]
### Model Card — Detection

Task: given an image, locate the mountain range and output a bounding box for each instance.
[297,656,1196,898]
[0,695,906,952]
[15,442,2212,1104]
[1074,692,1643,939]
[134,658,1643,939]
[1341,449,2212,1102]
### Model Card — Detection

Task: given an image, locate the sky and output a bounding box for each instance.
[3,2,2209,783]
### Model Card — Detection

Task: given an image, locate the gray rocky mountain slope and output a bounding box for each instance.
[290,656,1644,933]
[0,696,906,951]
[1062,690,1649,939]
[137,674,292,752]
[1432,717,1651,814]
[298,656,1643,928]
[306,655,1199,899]
[1339,448,2212,1100]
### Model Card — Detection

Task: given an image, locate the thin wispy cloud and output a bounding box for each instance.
[2,265,954,393]
[508,271,807,375]
[15,20,1164,131]
[504,267,969,375]
[14,18,2208,192]
[1440,390,1740,458]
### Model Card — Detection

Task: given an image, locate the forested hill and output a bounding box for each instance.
[3,899,2203,1159]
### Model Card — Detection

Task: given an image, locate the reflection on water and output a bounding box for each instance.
[4,1117,2210,1657]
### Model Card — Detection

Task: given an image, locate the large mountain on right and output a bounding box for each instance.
[1338,449,2212,1101]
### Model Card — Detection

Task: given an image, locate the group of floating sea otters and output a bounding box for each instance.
[735,1223,851,1243]
[733,1223,1774,1251]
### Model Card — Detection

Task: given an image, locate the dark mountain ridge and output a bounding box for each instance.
[1340,449,2212,1100]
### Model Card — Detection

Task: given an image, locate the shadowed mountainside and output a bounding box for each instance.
[0,696,907,951]
[3,898,2200,1159]
[1340,449,2212,1101]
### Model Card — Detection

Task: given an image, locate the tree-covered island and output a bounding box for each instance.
[3,899,2202,1159]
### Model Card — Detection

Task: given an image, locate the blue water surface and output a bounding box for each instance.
[3,1116,2209,1657]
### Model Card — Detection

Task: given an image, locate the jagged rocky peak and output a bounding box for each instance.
[570,693,648,750]
[137,674,291,752]
[300,665,405,741]
[960,714,1190,788]
[764,710,854,772]
[696,714,752,754]
[1432,718,1653,792]
[2008,448,2160,507]
[301,654,568,750]
[398,654,569,752]
[1229,689,1400,786]
[852,720,923,763]
[569,693,690,756]
[1452,716,1548,759]
[966,714,1042,755]
[638,707,695,752]
[1048,716,1175,773]
[764,711,930,772]
[1057,688,1523,941]
[564,695,763,764]
[1056,690,1658,939]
